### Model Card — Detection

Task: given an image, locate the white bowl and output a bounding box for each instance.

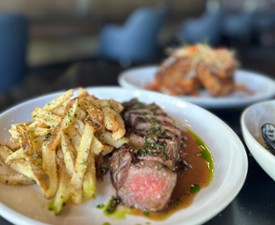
[241,99,275,181]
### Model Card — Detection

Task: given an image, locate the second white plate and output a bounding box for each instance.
[118,66,275,109]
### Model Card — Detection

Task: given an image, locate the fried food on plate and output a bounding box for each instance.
[0,88,128,214]
[149,44,238,96]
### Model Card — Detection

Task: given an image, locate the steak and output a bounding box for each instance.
[109,99,185,212]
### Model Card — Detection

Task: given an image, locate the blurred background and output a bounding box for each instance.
[0,0,275,109]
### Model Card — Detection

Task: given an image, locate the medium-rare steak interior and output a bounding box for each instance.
[109,99,188,212]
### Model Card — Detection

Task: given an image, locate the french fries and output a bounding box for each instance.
[0,88,128,214]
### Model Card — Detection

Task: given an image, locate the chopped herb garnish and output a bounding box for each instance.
[100,163,110,174]
[97,204,105,209]
[81,160,88,165]
[105,196,120,214]
[44,132,52,141]
[150,116,158,124]
[132,135,168,160]
[143,210,151,216]
[102,223,111,225]
[135,102,146,108]
[190,184,200,193]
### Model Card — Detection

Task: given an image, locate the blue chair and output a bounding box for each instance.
[222,12,254,43]
[179,10,224,46]
[0,12,28,92]
[253,12,275,33]
[253,12,275,45]
[98,7,165,65]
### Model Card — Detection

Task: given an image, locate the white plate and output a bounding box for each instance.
[118,66,275,109]
[0,87,248,225]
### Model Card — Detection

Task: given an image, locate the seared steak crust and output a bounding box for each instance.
[109,99,186,212]
[123,99,182,166]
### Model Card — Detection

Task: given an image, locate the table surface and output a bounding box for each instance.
[0,61,274,225]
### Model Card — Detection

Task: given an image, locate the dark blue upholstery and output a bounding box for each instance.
[253,12,275,33]
[98,7,165,64]
[0,12,28,92]
[179,10,224,46]
[222,12,254,40]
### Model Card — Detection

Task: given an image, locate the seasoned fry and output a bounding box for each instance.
[9,122,30,142]
[83,150,96,200]
[49,162,71,214]
[30,126,51,137]
[90,135,104,155]
[99,132,128,149]
[68,125,82,151]
[61,98,78,129]
[70,123,94,204]
[42,144,58,198]
[74,119,85,137]
[0,173,35,185]
[77,87,89,97]
[42,127,61,198]
[27,121,50,137]
[16,124,49,195]
[0,88,128,214]
[101,145,114,156]
[32,108,61,128]
[79,98,104,131]
[82,130,105,199]
[60,130,76,176]
[102,107,125,141]
[0,145,34,179]
[43,89,73,111]
[5,148,24,163]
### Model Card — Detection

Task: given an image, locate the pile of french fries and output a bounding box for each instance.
[0,88,128,214]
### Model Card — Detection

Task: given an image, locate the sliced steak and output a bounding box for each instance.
[109,99,185,212]
[122,99,182,166]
